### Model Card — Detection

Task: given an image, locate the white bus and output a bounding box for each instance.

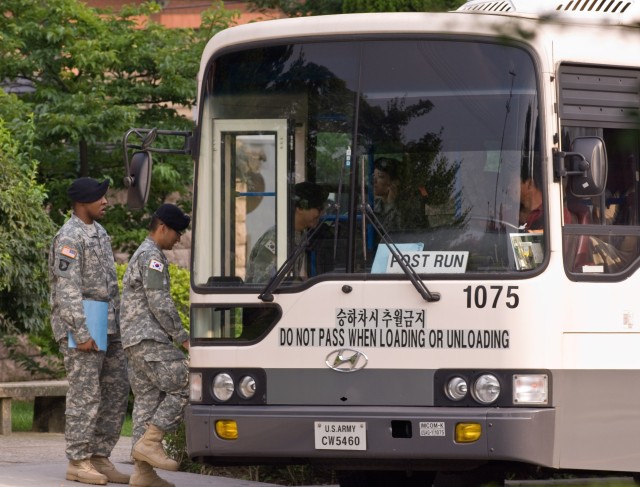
[124,0,640,484]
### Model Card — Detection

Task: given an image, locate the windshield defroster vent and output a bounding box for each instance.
[555,0,632,12]
[458,1,513,11]
[457,0,639,16]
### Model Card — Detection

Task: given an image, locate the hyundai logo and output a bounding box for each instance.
[325,349,368,373]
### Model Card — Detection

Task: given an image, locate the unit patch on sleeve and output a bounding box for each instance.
[265,239,276,255]
[149,259,165,272]
[61,246,78,259]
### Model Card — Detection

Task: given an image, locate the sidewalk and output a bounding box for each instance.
[0,432,282,487]
[2,432,635,487]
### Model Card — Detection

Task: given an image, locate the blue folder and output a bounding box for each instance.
[68,300,108,351]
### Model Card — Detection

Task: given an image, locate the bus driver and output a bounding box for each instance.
[246,182,328,283]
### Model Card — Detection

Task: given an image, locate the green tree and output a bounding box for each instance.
[0,92,56,334]
[342,0,465,11]
[0,0,237,243]
[248,0,465,15]
[248,0,342,16]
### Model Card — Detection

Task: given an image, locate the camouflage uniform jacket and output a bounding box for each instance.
[246,226,277,283]
[120,237,188,349]
[48,214,120,343]
[374,198,402,233]
[246,226,314,283]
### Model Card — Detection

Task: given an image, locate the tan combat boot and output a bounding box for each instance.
[132,424,179,471]
[66,458,108,485]
[90,455,131,484]
[129,460,175,487]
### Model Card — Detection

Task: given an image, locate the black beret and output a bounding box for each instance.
[294,182,328,210]
[154,203,191,233]
[68,177,109,203]
[374,157,401,181]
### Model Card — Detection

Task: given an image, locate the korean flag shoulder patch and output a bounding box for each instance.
[149,259,165,272]
[265,239,276,255]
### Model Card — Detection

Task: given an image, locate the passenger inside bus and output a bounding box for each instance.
[599,155,636,226]
[520,158,572,232]
[373,157,402,232]
[245,181,328,283]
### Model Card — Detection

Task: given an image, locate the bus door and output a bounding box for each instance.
[206,119,290,281]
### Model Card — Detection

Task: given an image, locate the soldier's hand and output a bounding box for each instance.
[182,339,190,351]
[77,338,98,352]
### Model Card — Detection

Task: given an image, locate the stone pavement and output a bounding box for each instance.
[0,432,282,487]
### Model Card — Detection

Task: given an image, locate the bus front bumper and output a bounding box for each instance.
[185,405,555,468]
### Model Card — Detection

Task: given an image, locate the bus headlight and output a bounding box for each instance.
[189,372,203,402]
[471,374,500,404]
[237,375,257,399]
[513,374,548,405]
[213,373,235,402]
[445,376,468,401]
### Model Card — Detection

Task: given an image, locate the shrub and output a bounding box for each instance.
[0,113,56,334]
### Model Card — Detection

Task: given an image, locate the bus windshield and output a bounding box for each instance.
[193,38,542,288]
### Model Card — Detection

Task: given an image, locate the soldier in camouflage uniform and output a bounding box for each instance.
[246,182,328,283]
[120,203,191,487]
[48,177,130,485]
[373,157,402,232]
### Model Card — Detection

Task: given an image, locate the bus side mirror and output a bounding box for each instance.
[124,151,152,209]
[122,128,191,210]
[553,136,607,197]
[570,137,607,197]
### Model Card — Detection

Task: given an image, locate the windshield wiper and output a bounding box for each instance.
[258,220,328,302]
[363,203,440,303]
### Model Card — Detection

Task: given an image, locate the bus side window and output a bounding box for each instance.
[563,129,640,275]
[600,156,637,226]
[566,196,593,272]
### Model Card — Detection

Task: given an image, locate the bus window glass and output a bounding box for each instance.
[562,126,640,275]
[235,135,276,282]
[193,39,544,288]
[356,41,540,273]
[191,305,280,341]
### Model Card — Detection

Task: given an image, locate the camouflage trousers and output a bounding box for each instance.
[125,340,188,446]
[60,336,129,460]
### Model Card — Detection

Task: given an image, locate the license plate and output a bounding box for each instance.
[314,421,367,450]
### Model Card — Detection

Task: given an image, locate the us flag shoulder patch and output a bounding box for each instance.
[149,259,164,272]
[61,246,78,259]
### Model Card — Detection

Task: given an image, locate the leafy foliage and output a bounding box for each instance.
[0,0,236,250]
[0,1,235,335]
[0,106,56,334]
[168,264,191,330]
[342,0,466,11]
[248,0,343,16]
[248,0,465,15]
